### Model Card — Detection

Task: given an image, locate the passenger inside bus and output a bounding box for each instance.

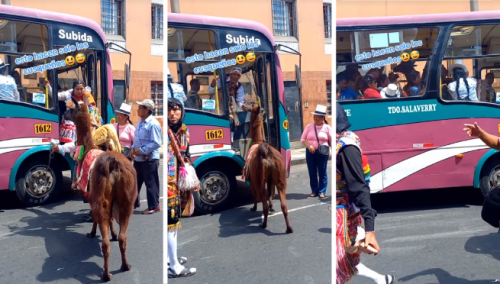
[185,78,202,109]
[0,58,19,101]
[447,65,478,101]
[337,74,358,100]
[362,74,382,99]
[480,72,496,103]
[376,74,389,91]
[403,70,425,97]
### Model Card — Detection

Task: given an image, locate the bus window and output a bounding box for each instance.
[167,27,226,114]
[0,20,53,109]
[442,24,500,103]
[336,26,438,101]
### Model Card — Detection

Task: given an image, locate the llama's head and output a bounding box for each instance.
[250,105,265,127]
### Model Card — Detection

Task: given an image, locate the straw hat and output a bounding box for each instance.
[311,104,327,116]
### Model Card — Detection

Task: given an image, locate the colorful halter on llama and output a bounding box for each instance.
[72,146,104,197]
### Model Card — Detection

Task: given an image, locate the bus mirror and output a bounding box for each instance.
[124,63,130,89]
[295,64,301,89]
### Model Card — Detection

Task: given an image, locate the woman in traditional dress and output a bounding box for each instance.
[167,98,198,278]
[336,102,395,284]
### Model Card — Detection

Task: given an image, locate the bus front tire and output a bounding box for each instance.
[193,165,237,215]
[479,155,500,197]
[15,159,63,207]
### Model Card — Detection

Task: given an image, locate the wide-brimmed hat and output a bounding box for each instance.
[380,84,400,98]
[0,57,10,70]
[448,60,468,75]
[311,104,327,116]
[115,102,132,116]
[136,99,155,111]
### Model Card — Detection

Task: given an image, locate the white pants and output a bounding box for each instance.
[167,230,184,274]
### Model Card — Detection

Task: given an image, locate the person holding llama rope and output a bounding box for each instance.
[336,102,395,284]
[167,97,199,278]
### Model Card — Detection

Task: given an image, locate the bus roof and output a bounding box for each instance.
[168,13,276,45]
[337,10,500,27]
[0,5,106,44]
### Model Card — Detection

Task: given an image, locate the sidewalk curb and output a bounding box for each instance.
[291,156,332,166]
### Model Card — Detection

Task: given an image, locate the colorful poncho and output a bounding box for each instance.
[72,146,104,198]
[167,124,192,232]
[336,130,370,284]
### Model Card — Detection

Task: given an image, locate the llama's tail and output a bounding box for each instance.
[89,154,115,222]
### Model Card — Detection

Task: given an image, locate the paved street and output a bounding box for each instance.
[170,163,332,284]
[0,163,163,284]
[349,187,500,284]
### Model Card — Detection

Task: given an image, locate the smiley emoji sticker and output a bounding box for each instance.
[410,50,419,60]
[65,55,75,66]
[400,53,410,62]
[75,53,85,64]
[235,54,245,65]
[246,52,255,62]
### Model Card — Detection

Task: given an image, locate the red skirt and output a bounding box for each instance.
[336,204,362,284]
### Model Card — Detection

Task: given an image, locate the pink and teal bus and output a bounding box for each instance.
[0,6,130,206]
[337,11,500,196]
[168,13,296,214]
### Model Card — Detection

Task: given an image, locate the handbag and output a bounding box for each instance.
[167,128,200,192]
[481,186,500,229]
[313,124,330,156]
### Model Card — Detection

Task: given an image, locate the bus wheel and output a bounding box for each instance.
[193,165,237,214]
[15,159,63,206]
[479,155,500,197]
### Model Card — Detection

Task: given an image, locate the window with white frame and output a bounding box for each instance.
[272,0,297,37]
[101,0,125,36]
[151,4,163,40]
[323,3,332,39]
[151,82,163,116]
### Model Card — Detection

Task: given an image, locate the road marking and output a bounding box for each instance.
[248,202,329,221]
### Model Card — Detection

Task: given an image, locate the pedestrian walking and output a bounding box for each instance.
[113,102,135,161]
[301,104,332,199]
[167,97,198,278]
[336,102,395,284]
[131,99,162,214]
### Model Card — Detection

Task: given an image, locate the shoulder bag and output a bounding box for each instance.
[313,124,330,156]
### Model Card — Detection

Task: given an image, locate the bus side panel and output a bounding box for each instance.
[0,150,26,190]
[106,100,116,124]
[278,102,291,174]
[352,116,494,193]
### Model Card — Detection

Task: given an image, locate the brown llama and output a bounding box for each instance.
[69,98,137,281]
[245,105,293,234]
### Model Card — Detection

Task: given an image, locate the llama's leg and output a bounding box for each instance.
[278,184,293,234]
[86,210,97,238]
[109,217,118,242]
[267,180,275,214]
[259,182,269,229]
[118,213,132,271]
[249,183,258,212]
[99,219,113,281]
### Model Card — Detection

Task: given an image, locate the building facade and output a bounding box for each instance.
[168,0,332,141]
[11,0,164,126]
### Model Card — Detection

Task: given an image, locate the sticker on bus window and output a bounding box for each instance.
[34,123,52,134]
[283,119,289,130]
[205,129,223,141]
[202,99,216,110]
[32,92,46,104]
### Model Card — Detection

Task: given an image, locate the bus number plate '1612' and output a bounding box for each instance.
[34,123,52,134]
[205,129,223,141]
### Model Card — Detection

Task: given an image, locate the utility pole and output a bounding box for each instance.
[170,0,180,13]
[470,0,478,11]
[1,0,10,4]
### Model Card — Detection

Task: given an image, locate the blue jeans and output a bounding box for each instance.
[305,149,329,195]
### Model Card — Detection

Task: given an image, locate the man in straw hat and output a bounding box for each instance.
[131,99,162,214]
[0,57,19,101]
